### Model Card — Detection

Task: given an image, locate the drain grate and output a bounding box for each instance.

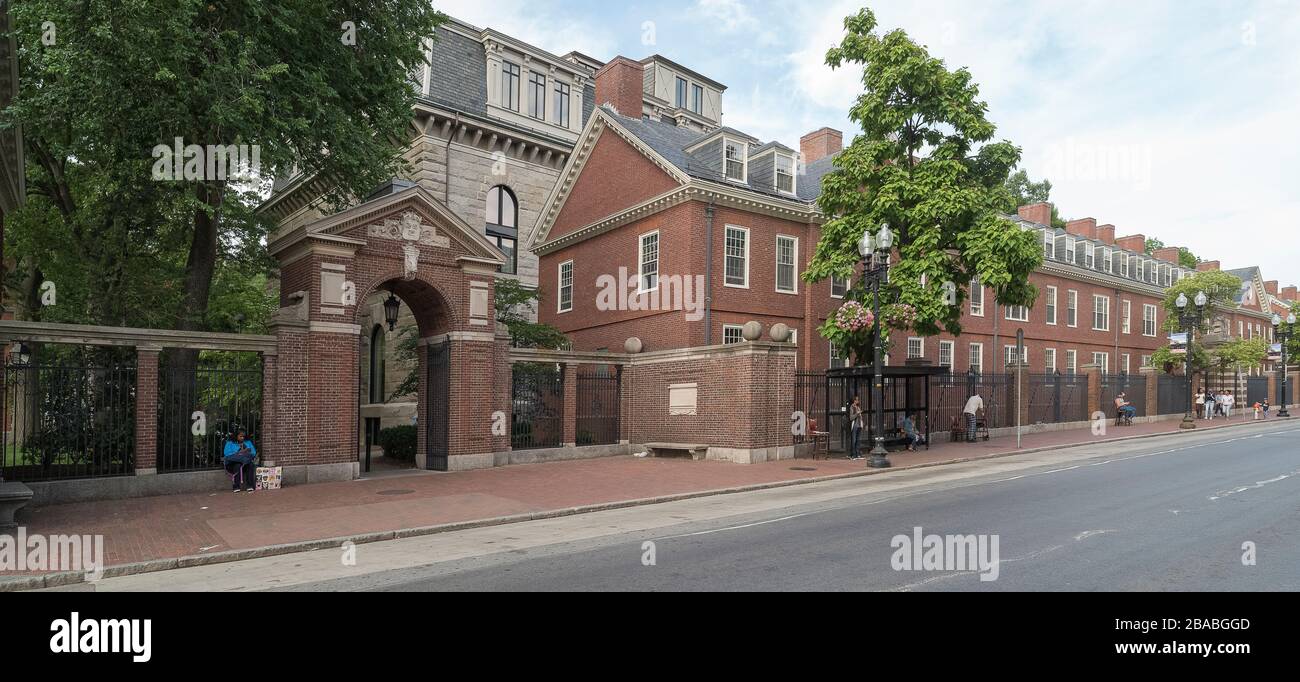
[375,489,415,496]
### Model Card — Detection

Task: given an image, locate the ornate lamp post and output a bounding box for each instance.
[1176,290,1207,429]
[383,293,401,331]
[1272,312,1295,418]
[858,223,894,469]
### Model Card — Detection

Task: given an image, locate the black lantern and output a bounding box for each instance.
[383,293,401,331]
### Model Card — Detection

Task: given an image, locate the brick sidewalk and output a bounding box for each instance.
[5,414,1282,573]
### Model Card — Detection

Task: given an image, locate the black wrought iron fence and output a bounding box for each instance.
[157,360,262,473]
[1100,373,1146,418]
[1157,375,1191,415]
[2,362,136,481]
[931,372,1014,432]
[512,362,564,450]
[1246,376,1269,407]
[1026,372,1089,425]
[576,365,619,446]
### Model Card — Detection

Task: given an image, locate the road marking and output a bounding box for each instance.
[1073,529,1116,542]
[1209,468,1300,501]
[660,512,815,539]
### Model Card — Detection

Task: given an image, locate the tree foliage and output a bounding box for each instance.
[1149,270,1249,374]
[805,7,1042,361]
[1002,169,1065,229]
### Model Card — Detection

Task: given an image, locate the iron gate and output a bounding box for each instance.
[2,361,136,481]
[1027,372,1089,424]
[426,341,450,471]
[157,358,262,473]
[576,365,619,445]
[1157,375,1191,415]
[511,362,564,450]
[1246,376,1269,407]
[1100,373,1147,418]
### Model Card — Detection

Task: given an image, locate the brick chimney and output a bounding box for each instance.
[1017,202,1052,226]
[1065,218,1097,240]
[800,127,843,165]
[1096,224,1116,245]
[1153,247,1181,264]
[1281,286,1298,302]
[1264,280,1279,296]
[1196,260,1220,272]
[594,56,645,119]
[1115,234,1146,253]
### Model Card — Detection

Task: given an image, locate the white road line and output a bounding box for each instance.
[660,512,815,539]
[1209,468,1300,501]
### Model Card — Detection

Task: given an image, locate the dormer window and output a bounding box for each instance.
[775,153,795,193]
[724,138,747,182]
[691,84,704,115]
[676,77,688,109]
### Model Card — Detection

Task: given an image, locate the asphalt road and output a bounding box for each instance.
[283,421,1300,592]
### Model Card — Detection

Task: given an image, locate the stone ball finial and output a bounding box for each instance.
[624,337,644,354]
[741,321,763,341]
[770,323,792,342]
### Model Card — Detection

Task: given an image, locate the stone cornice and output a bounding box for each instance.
[0,320,277,354]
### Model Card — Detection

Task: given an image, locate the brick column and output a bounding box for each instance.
[1140,367,1158,418]
[1268,372,1277,407]
[561,362,578,447]
[493,329,513,454]
[134,346,161,475]
[260,353,277,465]
[1081,363,1102,420]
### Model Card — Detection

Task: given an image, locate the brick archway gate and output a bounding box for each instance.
[268,186,512,475]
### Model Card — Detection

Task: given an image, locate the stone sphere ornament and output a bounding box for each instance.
[770,323,792,342]
[624,337,644,354]
[741,321,763,341]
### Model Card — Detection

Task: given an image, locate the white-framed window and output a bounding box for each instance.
[528,71,546,120]
[1005,305,1029,322]
[501,61,521,111]
[724,225,749,288]
[1141,354,1153,368]
[970,280,984,317]
[558,260,573,313]
[1120,253,1129,278]
[1065,349,1077,375]
[830,342,846,369]
[1143,304,1157,337]
[1084,242,1095,269]
[638,231,659,292]
[1256,323,1262,339]
[939,340,954,368]
[969,343,983,374]
[1065,238,1076,263]
[1093,294,1110,331]
[1004,344,1028,367]
[775,152,796,194]
[831,275,848,298]
[676,76,688,108]
[1135,258,1144,282]
[1045,348,1057,373]
[1045,286,1058,325]
[1162,264,1172,287]
[1067,290,1078,327]
[723,137,747,182]
[907,337,924,359]
[1093,352,1109,374]
[1121,353,1131,374]
[1239,320,1244,338]
[775,235,798,294]
[1122,300,1131,334]
[722,324,744,344]
[1103,247,1113,274]
[1044,231,1054,259]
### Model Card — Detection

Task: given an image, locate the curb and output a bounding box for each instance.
[2,415,1290,592]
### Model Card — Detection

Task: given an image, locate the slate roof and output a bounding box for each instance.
[1224,267,1260,305]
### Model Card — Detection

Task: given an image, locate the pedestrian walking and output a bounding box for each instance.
[1223,391,1234,419]
[849,396,864,460]
[963,392,985,443]
[1204,389,1215,421]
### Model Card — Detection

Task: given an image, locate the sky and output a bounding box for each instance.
[435,0,1300,288]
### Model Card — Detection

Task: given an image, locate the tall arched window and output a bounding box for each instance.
[369,325,386,404]
[486,185,518,275]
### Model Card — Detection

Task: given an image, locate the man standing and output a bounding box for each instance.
[849,396,864,460]
[963,392,984,442]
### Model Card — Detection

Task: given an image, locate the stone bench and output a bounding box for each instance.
[644,443,709,461]
[0,482,34,532]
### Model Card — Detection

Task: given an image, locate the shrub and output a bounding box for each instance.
[376,425,417,461]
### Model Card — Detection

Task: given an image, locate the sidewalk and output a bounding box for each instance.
[3,414,1288,584]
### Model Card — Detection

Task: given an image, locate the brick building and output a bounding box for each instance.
[532,56,1292,381]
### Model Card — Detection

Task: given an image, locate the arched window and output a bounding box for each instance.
[486,185,518,275]
[369,325,386,404]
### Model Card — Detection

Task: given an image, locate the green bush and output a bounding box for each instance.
[376,425,417,461]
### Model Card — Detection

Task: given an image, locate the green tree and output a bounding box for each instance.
[1208,337,1268,382]
[805,7,1042,361]
[1143,238,1199,269]
[1150,270,1244,375]
[1002,169,1066,229]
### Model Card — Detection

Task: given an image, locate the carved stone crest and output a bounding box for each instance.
[367,210,450,249]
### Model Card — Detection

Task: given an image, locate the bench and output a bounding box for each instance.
[644,442,709,460]
[0,482,34,532]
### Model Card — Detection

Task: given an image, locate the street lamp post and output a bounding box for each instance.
[1176,291,1207,429]
[1272,312,1295,418]
[858,223,894,469]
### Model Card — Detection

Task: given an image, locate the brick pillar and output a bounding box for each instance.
[493,328,513,454]
[270,322,309,468]
[134,346,161,475]
[1140,367,1158,418]
[260,353,277,464]
[1081,363,1102,420]
[562,362,578,447]
[1268,372,1277,407]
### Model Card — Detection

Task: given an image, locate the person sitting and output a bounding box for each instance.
[1114,393,1137,422]
[901,413,926,452]
[222,429,258,492]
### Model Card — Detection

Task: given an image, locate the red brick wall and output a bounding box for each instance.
[549,127,681,241]
[593,57,644,121]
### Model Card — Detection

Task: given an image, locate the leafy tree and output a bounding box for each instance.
[1143,238,1199,269]
[1144,238,1165,254]
[1002,169,1066,229]
[1208,337,1268,381]
[1149,270,1244,375]
[805,7,1042,362]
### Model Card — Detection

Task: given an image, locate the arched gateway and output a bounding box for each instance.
[267,186,512,474]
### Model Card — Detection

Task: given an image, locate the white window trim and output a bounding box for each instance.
[907,336,924,359]
[722,135,748,183]
[1043,231,1054,259]
[1004,304,1029,322]
[557,260,573,313]
[1143,304,1158,337]
[969,342,984,374]
[1067,290,1078,328]
[970,280,984,317]
[1045,347,1057,372]
[775,235,799,294]
[1046,286,1058,326]
[939,340,954,368]
[1066,349,1078,375]
[638,230,659,294]
[723,225,750,289]
[1122,300,1131,335]
[1121,353,1131,374]
[775,151,797,195]
[830,275,848,299]
[722,324,744,344]
[1092,295,1110,332]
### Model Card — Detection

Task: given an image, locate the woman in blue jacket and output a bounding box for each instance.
[223,429,258,492]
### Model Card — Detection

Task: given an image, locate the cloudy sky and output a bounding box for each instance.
[437,0,1300,286]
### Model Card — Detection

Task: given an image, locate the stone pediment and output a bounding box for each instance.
[367,210,451,249]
